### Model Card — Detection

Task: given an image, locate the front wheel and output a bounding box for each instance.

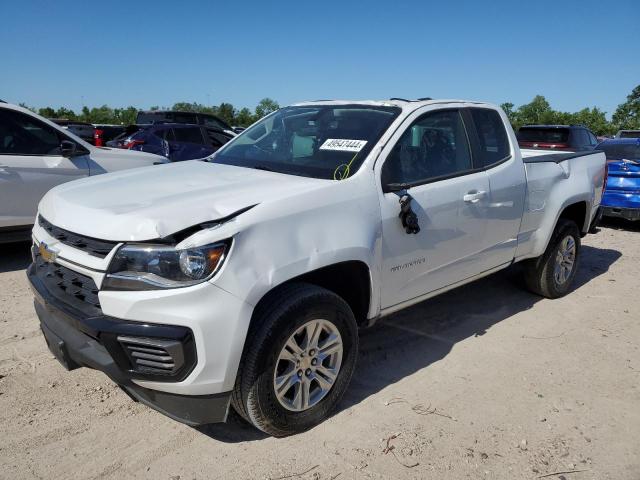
[231,283,358,437]
[523,219,581,298]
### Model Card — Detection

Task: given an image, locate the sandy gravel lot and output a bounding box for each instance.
[1,219,639,480]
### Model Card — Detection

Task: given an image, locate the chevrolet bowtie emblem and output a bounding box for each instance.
[38,242,58,263]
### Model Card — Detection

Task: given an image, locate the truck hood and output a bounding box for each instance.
[38,161,326,241]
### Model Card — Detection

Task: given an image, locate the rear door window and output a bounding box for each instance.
[174,127,205,144]
[200,115,228,130]
[152,127,174,141]
[468,108,510,167]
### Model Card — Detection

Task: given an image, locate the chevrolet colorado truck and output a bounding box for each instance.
[28,99,606,436]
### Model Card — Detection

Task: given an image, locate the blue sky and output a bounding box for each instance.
[1,0,637,116]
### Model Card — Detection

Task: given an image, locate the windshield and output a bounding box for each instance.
[517,127,570,143]
[618,131,640,138]
[596,143,640,160]
[210,105,401,180]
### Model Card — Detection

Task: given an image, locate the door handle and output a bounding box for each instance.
[463,190,486,203]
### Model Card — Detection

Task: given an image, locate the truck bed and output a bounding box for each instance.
[514,149,606,262]
[520,149,600,164]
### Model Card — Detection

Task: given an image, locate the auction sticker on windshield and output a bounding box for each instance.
[319,139,368,152]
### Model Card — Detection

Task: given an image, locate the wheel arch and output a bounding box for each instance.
[558,200,589,235]
[250,261,373,329]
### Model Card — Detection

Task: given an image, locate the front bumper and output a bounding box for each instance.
[28,261,231,426]
[601,206,640,221]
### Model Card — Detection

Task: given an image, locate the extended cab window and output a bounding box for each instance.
[212,105,400,180]
[0,109,62,156]
[382,110,472,186]
[469,108,510,167]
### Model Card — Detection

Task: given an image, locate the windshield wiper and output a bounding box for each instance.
[253,164,276,172]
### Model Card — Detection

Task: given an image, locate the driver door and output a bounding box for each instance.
[0,108,89,228]
[377,107,491,310]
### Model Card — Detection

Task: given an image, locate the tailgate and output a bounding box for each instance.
[606,161,640,191]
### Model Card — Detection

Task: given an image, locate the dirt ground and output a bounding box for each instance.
[1,219,639,480]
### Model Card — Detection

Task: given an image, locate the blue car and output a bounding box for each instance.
[108,123,234,162]
[597,138,640,221]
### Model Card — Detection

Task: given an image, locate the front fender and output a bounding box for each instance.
[188,170,384,320]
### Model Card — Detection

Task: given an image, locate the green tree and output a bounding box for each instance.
[84,105,115,124]
[235,107,254,127]
[500,102,516,126]
[113,106,138,125]
[515,95,553,126]
[54,107,77,120]
[568,107,611,136]
[80,106,91,122]
[216,102,236,125]
[612,85,640,130]
[38,107,56,118]
[254,98,279,119]
[172,102,209,113]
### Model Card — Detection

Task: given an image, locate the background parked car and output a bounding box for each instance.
[596,138,640,221]
[49,119,96,144]
[0,102,167,242]
[136,110,236,136]
[110,123,233,161]
[517,124,598,151]
[615,129,640,139]
[93,124,126,147]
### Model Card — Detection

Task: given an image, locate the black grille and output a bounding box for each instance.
[117,336,185,375]
[33,246,101,313]
[38,216,117,258]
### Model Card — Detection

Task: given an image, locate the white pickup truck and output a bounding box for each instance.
[28,99,605,436]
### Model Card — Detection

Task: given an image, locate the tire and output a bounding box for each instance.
[231,283,358,437]
[523,219,581,299]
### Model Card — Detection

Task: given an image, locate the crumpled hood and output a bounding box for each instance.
[38,161,326,241]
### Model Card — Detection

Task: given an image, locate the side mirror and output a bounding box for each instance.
[60,140,78,158]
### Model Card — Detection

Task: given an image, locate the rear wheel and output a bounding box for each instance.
[523,219,581,298]
[231,283,358,437]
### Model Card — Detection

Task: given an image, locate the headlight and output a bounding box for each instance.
[102,242,228,291]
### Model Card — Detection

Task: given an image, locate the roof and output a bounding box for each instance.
[289,98,497,113]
